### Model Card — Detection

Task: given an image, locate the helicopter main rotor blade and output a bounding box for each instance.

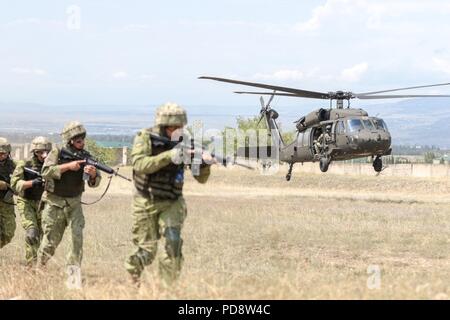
[199,76,330,99]
[235,91,302,97]
[356,94,450,99]
[356,82,450,96]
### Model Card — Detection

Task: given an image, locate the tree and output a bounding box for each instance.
[424,152,436,164]
[235,116,296,145]
[85,138,118,165]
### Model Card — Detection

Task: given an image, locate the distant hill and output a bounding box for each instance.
[1,98,449,148]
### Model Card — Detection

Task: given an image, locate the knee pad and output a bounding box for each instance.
[25,228,39,246]
[164,227,183,258]
[136,248,154,266]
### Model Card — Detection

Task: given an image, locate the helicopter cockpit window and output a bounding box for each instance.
[347,119,363,132]
[336,121,345,134]
[362,119,375,130]
[374,119,389,131]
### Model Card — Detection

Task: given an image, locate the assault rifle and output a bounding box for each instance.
[60,148,132,182]
[24,167,42,179]
[23,167,45,188]
[0,173,15,203]
[148,132,254,175]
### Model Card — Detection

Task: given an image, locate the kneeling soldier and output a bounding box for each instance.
[11,136,52,266]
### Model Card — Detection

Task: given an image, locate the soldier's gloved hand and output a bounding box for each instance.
[0,180,8,190]
[31,177,43,188]
[25,228,39,246]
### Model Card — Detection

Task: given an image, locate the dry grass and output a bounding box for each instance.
[0,165,449,299]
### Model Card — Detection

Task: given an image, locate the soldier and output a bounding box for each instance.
[125,103,212,285]
[10,137,52,266]
[37,122,101,275]
[0,137,16,249]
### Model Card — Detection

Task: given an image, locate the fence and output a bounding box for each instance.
[10,144,450,178]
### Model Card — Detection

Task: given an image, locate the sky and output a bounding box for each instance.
[1,0,450,107]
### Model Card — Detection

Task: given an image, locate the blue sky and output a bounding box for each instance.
[1,0,450,107]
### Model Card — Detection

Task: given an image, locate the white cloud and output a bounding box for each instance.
[253,69,305,81]
[5,18,42,27]
[250,65,367,84]
[339,62,368,82]
[432,58,450,74]
[120,24,153,32]
[112,71,128,79]
[2,18,64,29]
[294,1,332,32]
[294,0,450,33]
[139,74,154,80]
[11,67,47,76]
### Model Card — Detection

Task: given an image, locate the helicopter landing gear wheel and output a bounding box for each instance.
[286,162,294,181]
[319,157,330,172]
[373,156,382,172]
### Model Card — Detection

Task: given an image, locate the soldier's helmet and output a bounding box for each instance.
[155,103,187,127]
[0,137,11,153]
[61,121,87,143]
[31,136,52,152]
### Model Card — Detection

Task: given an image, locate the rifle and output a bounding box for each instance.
[24,167,42,179]
[148,132,254,175]
[0,173,15,204]
[60,148,132,182]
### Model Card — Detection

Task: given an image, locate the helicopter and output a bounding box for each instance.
[199,76,450,181]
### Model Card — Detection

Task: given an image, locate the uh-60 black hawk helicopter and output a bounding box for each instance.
[199,76,450,181]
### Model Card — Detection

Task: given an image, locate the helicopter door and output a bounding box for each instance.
[335,120,348,150]
[294,128,313,161]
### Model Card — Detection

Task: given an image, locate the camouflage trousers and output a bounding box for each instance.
[38,199,85,267]
[0,201,16,249]
[125,194,187,284]
[16,198,42,266]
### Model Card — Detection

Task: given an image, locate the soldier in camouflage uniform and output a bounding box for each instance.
[10,137,52,266]
[0,137,16,249]
[37,122,101,271]
[125,103,212,285]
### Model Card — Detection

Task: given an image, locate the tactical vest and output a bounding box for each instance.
[23,158,45,201]
[52,147,85,197]
[133,129,184,200]
[0,158,15,199]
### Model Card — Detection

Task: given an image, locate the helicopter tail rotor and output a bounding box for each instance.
[257,96,265,125]
[257,92,275,125]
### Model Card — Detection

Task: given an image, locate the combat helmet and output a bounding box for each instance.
[61,121,86,143]
[0,137,11,153]
[155,103,187,127]
[31,136,52,152]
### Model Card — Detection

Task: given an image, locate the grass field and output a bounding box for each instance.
[0,165,449,299]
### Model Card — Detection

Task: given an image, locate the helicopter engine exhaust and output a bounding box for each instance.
[295,108,330,132]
